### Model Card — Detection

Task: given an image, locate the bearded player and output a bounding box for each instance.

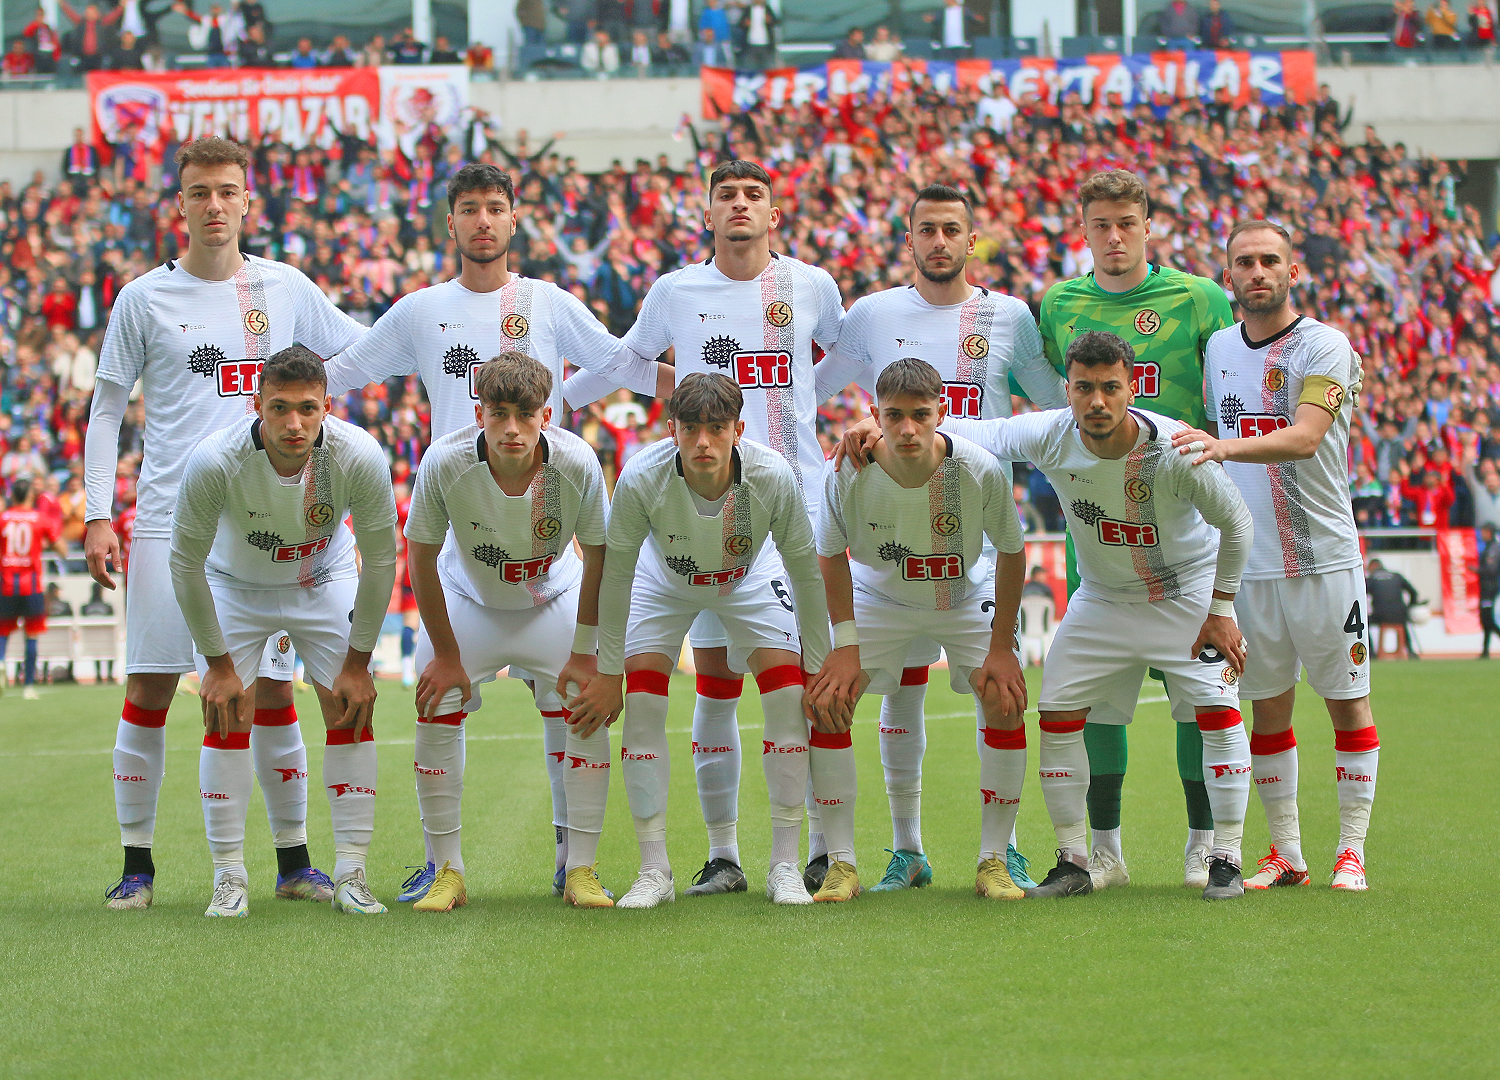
[1171,221,1378,891]
[1040,170,1235,889]
[565,160,845,897]
[810,182,1063,892]
[87,136,366,911]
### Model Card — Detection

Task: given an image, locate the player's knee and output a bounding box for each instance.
[125,672,178,711]
[1327,694,1373,730]
[692,647,736,680]
[254,676,295,709]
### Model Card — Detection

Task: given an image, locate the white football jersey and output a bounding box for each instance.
[598,436,830,674]
[405,425,607,610]
[94,256,365,538]
[1204,317,1362,580]
[947,408,1251,603]
[323,276,657,439]
[170,415,398,651]
[819,432,1022,610]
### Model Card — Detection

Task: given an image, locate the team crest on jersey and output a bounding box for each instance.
[502,314,529,339]
[877,541,914,563]
[276,635,291,654]
[1070,499,1106,526]
[1325,384,1345,410]
[1264,368,1286,392]
[724,535,751,557]
[1219,394,1245,430]
[305,503,334,528]
[765,301,792,328]
[443,343,481,378]
[1221,667,1238,685]
[1350,642,1367,666]
[931,512,960,536]
[1134,309,1161,335]
[187,343,226,378]
[533,516,562,540]
[1124,479,1152,503]
[961,334,989,360]
[701,335,739,370]
[243,308,269,336]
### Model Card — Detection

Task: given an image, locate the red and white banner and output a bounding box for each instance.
[1435,528,1481,635]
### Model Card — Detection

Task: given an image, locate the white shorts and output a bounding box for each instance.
[128,536,294,680]
[1039,588,1239,718]
[855,584,1009,696]
[629,556,799,671]
[415,585,580,714]
[1236,567,1370,700]
[192,578,358,691]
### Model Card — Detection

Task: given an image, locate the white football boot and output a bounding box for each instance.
[615,867,676,909]
[766,862,814,905]
[205,875,250,918]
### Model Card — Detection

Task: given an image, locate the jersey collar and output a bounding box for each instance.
[1241,314,1304,351]
[250,418,325,452]
[1089,263,1159,297]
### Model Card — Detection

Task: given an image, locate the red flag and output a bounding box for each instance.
[1435,528,1481,635]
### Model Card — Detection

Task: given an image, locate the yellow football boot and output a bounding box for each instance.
[975,856,1025,899]
[563,865,615,908]
[812,860,861,901]
[413,861,467,912]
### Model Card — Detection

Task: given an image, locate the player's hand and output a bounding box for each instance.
[199,656,245,739]
[1170,427,1227,466]
[557,653,602,733]
[972,647,1028,720]
[415,652,470,720]
[804,647,863,733]
[1192,614,1247,675]
[831,417,882,473]
[84,519,120,590]
[569,671,624,735]
[332,657,378,739]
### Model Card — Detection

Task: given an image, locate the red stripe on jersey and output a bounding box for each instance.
[1334,725,1379,753]
[626,669,670,696]
[754,665,804,694]
[1249,728,1296,755]
[1120,442,1167,602]
[982,726,1026,750]
[696,674,744,700]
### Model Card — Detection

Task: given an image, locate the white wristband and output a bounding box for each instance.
[571,623,598,655]
[832,620,859,650]
[1208,597,1236,618]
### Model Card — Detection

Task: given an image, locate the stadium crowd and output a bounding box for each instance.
[2,69,1499,566]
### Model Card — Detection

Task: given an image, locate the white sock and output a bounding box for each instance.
[540,697,570,870]
[1091,826,1122,860]
[623,670,671,864]
[707,825,739,867]
[1187,828,1215,855]
[978,724,1025,861]
[563,722,610,871]
[324,729,377,880]
[1039,720,1090,860]
[638,836,669,874]
[809,730,857,866]
[806,776,825,860]
[414,712,466,875]
[771,825,800,867]
[1250,728,1303,869]
[114,704,167,849]
[200,730,252,883]
[251,707,307,850]
[1335,726,1379,863]
[1197,708,1250,865]
[692,674,742,863]
[758,666,810,837]
[1211,818,1245,868]
[401,655,416,684]
[879,674,928,844]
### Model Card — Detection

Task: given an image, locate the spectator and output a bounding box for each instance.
[651,30,690,71]
[1022,566,1054,600]
[1470,0,1496,44]
[929,0,978,53]
[321,34,356,66]
[1464,452,1500,529]
[627,28,653,74]
[698,0,732,48]
[1158,0,1200,38]
[41,277,77,332]
[1427,0,1463,45]
[429,35,460,63]
[666,0,692,42]
[4,37,37,76]
[1013,482,1046,533]
[390,26,427,64]
[693,26,734,67]
[22,7,62,74]
[59,1,123,71]
[831,26,866,59]
[517,0,547,47]
[45,581,71,618]
[1199,0,1235,46]
[1402,467,1456,527]
[1480,523,1499,657]
[360,34,387,66]
[288,36,318,68]
[1393,0,1423,47]
[235,21,272,66]
[175,2,240,67]
[581,29,620,74]
[106,29,145,68]
[738,0,778,69]
[864,24,901,60]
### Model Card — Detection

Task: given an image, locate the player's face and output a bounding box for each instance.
[1067,361,1135,442]
[178,163,249,250]
[1225,230,1298,314]
[906,200,975,284]
[448,187,516,264]
[255,380,331,468]
[668,416,744,479]
[1082,199,1150,280]
[705,179,779,244]
[872,393,947,458]
[476,399,551,464]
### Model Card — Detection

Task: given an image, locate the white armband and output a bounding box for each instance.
[1208,597,1236,618]
[832,620,859,650]
[572,623,598,655]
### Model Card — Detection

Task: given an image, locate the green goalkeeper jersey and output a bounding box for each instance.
[1039,264,1234,428]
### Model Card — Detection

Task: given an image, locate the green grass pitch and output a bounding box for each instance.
[1,660,1495,1078]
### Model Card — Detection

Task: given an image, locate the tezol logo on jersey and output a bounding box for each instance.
[1097,520,1159,547]
[1132,361,1160,398]
[901,554,964,580]
[942,381,982,419]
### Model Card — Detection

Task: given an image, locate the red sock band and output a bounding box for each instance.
[899,666,930,687]
[203,731,250,750]
[122,702,168,728]
[696,674,744,699]
[1249,728,1297,756]
[539,709,568,718]
[626,670,670,696]
[326,727,375,745]
[253,705,298,727]
[755,665,804,695]
[417,712,465,726]
[1039,718,1086,734]
[1335,725,1380,753]
[809,729,853,749]
[983,726,1027,750]
[1196,707,1243,732]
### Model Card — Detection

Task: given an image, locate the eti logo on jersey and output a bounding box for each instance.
[1132,361,1160,398]
[1097,519,1158,546]
[271,535,332,563]
[942,381,982,419]
[701,335,793,389]
[902,553,964,580]
[688,565,749,588]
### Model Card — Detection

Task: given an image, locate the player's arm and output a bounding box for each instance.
[1038,286,1066,376]
[337,446,401,736]
[320,294,410,395]
[558,542,608,736]
[562,275,675,409]
[1173,402,1334,465]
[765,473,833,672]
[1008,301,1068,409]
[554,288,667,403]
[971,476,1027,717]
[407,539,469,718]
[84,288,148,588]
[1181,460,1254,673]
[806,466,863,730]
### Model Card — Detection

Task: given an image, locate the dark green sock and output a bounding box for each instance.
[1177,722,1214,829]
[1084,723,1127,830]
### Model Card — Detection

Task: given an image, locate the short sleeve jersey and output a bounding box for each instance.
[404,425,608,610]
[94,255,366,538]
[620,254,844,512]
[947,408,1249,603]
[1204,316,1362,580]
[323,276,631,439]
[1039,265,1233,429]
[819,432,1023,611]
[0,508,58,596]
[171,414,397,593]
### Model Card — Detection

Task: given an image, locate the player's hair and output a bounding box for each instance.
[473,351,553,412]
[1064,330,1136,375]
[174,137,251,183]
[908,183,972,229]
[875,357,944,404]
[669,373,743,425]
[8,477,31,506]
[446,162,517,213]
[1226,219,1293,258]
[260,344,328,392]
[1078,169,1149,219]
[708,159,773,198]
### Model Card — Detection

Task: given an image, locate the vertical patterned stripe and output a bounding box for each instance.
[758,261,802,495]
[1121,436,1177,602]
[1262,332,1316,576]
[525,463,565,606]
[717,484,754,598]
[499,278,536,353]
[297,443,335,589]
[953,291,994,393]
[233,262,270,417]
[926,458,963,611]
